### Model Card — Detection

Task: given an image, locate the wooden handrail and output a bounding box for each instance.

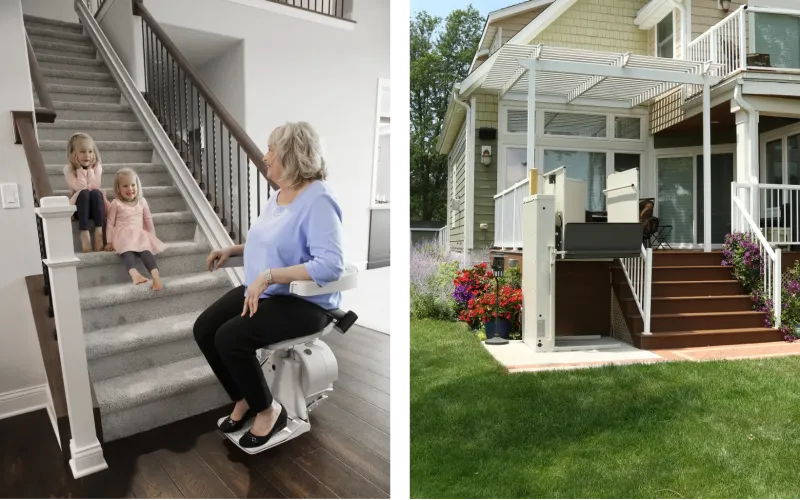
[25,34,56,124]
[133,0,277,190]
[12,111,53,200]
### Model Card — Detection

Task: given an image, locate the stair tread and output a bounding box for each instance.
[23,15,82,32]
[30,38,95,53]
[41,68,113,81]
[80,272,229,310]
[633,311,764,319]
[653,265,730,269]
[47,163,163,173]
[94,355,218,414]
[653,280,739,284]
[41,139,151,150]
[623,295,751,301]
[85,311,202,360]
[52,101,131,111]
[638,327,777,337]
[76,239,204,266]
[44,83,119,95]
[53,186,176,198]
[35,53,105,66]
[40,120,142,130]
[25,25,89,43]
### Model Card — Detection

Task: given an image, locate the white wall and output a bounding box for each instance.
[22,0,78,23]
[142,0,390,270]
[98,0,146,91]
[0,0,50,411]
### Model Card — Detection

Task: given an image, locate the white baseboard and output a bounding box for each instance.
[0,384,49,421]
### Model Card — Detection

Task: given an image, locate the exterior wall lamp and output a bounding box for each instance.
[717,0,731,12]
[481,146,492,166]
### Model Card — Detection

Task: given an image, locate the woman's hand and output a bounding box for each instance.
[206,247,232,272]
[242,272,269,317]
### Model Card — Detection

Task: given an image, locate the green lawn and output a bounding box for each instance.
[411,318,800,499]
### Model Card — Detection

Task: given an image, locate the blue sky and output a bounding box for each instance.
[410,0,513,20]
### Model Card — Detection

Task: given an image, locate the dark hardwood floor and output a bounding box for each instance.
[10,275,391,498]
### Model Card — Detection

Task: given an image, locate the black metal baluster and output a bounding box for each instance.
[246,155,250,236]
[180,69,186,162]
[161,43,167,127]
[257,159,261,217]
[197,92,203,187]
[220,124,226,225]
[189,83,195,179]
[228,131,234,238]
[172,60,179,146]
[238,146,243,243]
[204,102,210,200]
[141,21,148,106]
[213,114,219,213]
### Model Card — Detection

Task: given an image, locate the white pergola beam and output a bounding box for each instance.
[519,58,717,86]
[566,52,631,103]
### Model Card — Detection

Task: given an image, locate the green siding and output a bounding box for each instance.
[473,136,498,250]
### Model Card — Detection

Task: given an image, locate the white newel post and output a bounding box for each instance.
[36,196,108,479]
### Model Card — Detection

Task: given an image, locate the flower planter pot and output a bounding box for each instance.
[484,316,512,339]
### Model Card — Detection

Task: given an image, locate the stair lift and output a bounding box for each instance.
[214,256,358,454]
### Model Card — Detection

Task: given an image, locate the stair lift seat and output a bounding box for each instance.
[217,264,359,454]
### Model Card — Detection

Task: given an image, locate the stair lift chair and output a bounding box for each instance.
[214,256,359,454]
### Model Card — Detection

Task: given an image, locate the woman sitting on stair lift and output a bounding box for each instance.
[194,121,345,449]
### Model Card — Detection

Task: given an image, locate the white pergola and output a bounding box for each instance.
[465,44,724,251]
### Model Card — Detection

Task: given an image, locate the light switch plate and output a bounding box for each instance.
[1,183,20,209]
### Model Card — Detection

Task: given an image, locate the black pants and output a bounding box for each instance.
[121,251,157,273]
[193,286,331,413]
[75,189,105,231]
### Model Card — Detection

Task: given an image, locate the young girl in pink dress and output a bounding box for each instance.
[105,168,167,291]
[63,133,109,252]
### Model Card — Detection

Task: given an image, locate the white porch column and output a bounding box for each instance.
[525,63,539,192]
[702,81,711,252]
[36,197,108,479]
[732,92,760,221]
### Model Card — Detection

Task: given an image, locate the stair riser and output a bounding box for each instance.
[623,297,756,316]
[49,171,171,191]
[41,92,120,104]
[24,19,83,34]
[54,109,137,122]
[30,38,94,54]
[42,149,152,164]
[89,338,201,382]
[42,77,117,89]
[652,282,744,297]
[652,267,734,282]
[100,382,229,441]
[633,314,767,332]
[38,127,148,142]
[25,27,88,43]
[39,60,107,73]
[71,219,195,252]
[82,287,227,332]
[638,329,784,349]
[652,253,724,267]
[32,47,95,61]
[77,249,207,288]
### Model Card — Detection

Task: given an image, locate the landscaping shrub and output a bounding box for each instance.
[410,241,458,320]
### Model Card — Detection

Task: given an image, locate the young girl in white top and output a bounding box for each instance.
[63,133,108,252]
[104,168,167,290]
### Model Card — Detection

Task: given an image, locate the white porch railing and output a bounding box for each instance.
[436,225,449,250]
[754,183,800,246]
[731,189,782,327]
[36,197,108,478]
[493,179,529,249]
[620,245,653,335]
[685,5,745,98]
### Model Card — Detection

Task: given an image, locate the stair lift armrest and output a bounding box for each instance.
[289,265,358,297]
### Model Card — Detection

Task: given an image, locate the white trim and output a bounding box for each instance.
[489,0,554,23]
[524,58,712,86]
[655,10,676,59]
[508,0,579,45]
[370,78,390,208]
[225,0,355,31]
[759,121,800,184]
[636,0,676,30]
[0,384,49,420]
[466,96,477,250]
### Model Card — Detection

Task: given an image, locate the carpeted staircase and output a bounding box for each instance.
[26,14,233,441]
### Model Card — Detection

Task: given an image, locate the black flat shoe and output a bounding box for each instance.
[218,408,256,433]
[239,405,288,448]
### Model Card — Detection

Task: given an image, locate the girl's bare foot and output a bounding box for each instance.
[231,399,249,421]
[129,269,149,285]
[249,404,280,437]
[79,230,91,253]
[93,228,104,252]
[151,269,164,291]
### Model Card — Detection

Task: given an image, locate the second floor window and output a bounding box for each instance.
[657,12,674,59]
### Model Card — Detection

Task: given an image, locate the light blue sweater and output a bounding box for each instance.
[243,180,345,310]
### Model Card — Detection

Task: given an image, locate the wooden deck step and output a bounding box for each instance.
[651,280,744,297]
[633,327,783,349]
[652,265,733,282]
[652,251,724,267]
[629,310,767,333]
[621,295,754,315]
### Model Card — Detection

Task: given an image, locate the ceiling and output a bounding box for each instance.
[160,23,241,68]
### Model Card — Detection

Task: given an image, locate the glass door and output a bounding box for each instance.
[657,157,694,244]
[696,153,734,245]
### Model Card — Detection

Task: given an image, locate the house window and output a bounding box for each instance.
[504,147,528,190]
[543,112,606,138]
[753,13,800,69]
[543,150,607,211]
[507,109,527,133]
[657,156,694,244]
[657,12,674,59]
[614,117,641,140]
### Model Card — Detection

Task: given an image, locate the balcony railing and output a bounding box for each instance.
[493,179,529,249]
[686,5,800,98]
[268,0,350,20]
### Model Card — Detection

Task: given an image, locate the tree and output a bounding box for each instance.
[410,6,483,222]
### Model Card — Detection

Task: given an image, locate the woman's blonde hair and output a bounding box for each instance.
[66,132,101,171]
[268,122,327,187]
[113,168,142,203]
